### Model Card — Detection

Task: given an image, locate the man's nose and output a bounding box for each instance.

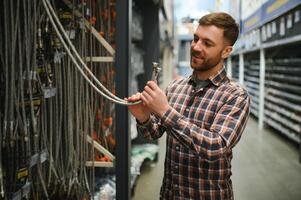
[192,40,203,52]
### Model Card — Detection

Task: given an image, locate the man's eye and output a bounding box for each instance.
[193,38,198,42]
[204,41,212,47]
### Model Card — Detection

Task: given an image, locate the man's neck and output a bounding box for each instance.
[194,62,224,80]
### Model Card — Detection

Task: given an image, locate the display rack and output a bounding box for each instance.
[117,0,163,199]
[230,56,239,82]
[230,1,301,162]
[0,0,168,198]
[244,59,260,118]
[265,58,301,144]
[0,0,160,199]
[130,0,160,145]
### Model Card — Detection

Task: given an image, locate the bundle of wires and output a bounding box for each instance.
[42,0,142,106]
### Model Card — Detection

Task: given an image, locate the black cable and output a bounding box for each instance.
[0,2,4,71]
[3,0,9,151]
[0,1,4,196]
[4,0,15,195]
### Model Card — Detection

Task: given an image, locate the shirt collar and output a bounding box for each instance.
[188,67,228,87]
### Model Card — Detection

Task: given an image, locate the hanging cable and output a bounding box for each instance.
[42,0,145,106]
[44,0,124,103]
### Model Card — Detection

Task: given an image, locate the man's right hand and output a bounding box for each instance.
[126,92,151,123]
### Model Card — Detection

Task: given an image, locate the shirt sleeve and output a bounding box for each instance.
[160,91,250,162]
[135,80,176,141]
[136,114,166,140]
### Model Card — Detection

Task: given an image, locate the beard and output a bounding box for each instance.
[190,51,222,72]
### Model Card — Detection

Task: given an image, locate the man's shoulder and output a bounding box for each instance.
[219,79,249,99]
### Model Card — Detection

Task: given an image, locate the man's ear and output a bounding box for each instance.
[222,46,233,59]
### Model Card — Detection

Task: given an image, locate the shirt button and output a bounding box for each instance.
[175,165,178,169]
[175,184,178,188]
[185,108,189,112]
[175,146,180,150]
[192,89,195,93]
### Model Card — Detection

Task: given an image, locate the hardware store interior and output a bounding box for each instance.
[0,0,301,199]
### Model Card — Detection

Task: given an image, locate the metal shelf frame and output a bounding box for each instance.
[234,33,301,55]
[115,0,131,199]
[115,0,160,198]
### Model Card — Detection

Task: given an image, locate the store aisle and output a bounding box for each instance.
[132,117,301,200]
[132,135,166,200]
[232,117,301,200]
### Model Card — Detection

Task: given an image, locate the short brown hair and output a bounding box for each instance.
[198,12,239,46]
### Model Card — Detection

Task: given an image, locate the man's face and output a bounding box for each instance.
[190,25,231,72]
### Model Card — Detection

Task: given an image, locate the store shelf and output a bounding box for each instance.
[265,110,301,134]
[231,56,239,82]
[264,58,301,145]
[244,61,260,119]
[262,34,301,49]
[265,102,301,122]
[231,0,301,162]
[245,81,260,90]
[235,33,301,55]
[265,117,300,143]
[265,80,301,93]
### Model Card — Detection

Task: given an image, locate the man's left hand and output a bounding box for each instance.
[140,81,170,118]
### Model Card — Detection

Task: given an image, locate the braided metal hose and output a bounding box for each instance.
[42,0,161,106]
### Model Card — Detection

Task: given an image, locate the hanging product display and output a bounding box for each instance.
[0,0,123,199]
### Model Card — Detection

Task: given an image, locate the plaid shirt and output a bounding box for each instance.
[137,67,250,200]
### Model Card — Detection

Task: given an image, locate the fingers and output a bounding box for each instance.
[144,85,154,97]
[141,91,152,105]
[127,92,141,102]
[146,81,158,90]
[126,81,159,105]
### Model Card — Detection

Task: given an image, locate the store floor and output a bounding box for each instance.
[132,117,301,200]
